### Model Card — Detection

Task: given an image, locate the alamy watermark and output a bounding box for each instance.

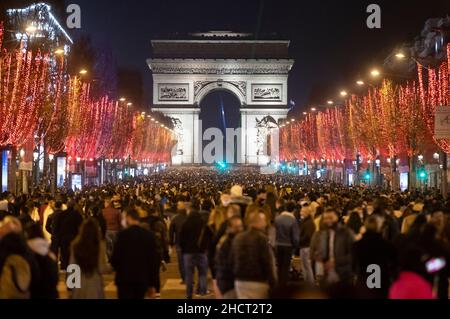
[366,264,381,289]
[66,264,81,289]
[66,4,82,29]
[171,121,280,174]
[366,4,381,29]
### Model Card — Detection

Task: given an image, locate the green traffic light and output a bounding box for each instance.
[417,168,428,180]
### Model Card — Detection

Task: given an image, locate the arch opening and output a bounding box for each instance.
[199,90,241,165]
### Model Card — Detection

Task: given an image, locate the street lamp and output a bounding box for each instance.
[433,152,440,160]
[356,80,365,86]
[119,97,126,102]
[79,69,88,75]
[303,112,308,115]
[311,107,317,112]
[25,25,37,34]
[327,100,334,105]
[340,90,348,97]
[54,48,65,55]
[371,69,381,77]
[395,52,406,59]
[33,148,39,162]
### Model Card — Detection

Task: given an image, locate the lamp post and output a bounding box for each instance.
[356,153,362,185]
[48,154,56,195]
[375,157,381,187]
[32,147,39,188]
[439,151,448,199]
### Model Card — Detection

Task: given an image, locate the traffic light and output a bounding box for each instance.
[364,170,371,181]
[417,167,428,181]
[216,161,228,171]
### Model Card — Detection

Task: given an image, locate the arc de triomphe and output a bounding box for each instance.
[147,32,294,165]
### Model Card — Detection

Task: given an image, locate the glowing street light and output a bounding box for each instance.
[127,102,133,107]
[371,69,381,77]
[340,90,348,97]
[291,119,295,122]
[79,69,88,75]
[119,97,126,102]
[356,80,365,86]
[311,107,317,112]
[327,100,334,105]
[395,52,406,59]
[25,25,37,34]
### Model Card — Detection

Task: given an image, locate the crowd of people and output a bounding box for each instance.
[0,166,449,299]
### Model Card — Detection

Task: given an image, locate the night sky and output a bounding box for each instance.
[66,0,449,114]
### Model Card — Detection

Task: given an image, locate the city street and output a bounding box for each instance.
[1,0,450,307]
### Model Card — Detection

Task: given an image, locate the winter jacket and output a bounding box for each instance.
[215,235,236,294]
[315,224,355,282]
[168,212,187,246]
[111,225,160,287]
[299,215,316,248]
[353,231,397,298]
[179,211,207,254]
[141,215,170,263]
[231,228,276,285]
[274,212,300,248]
[27,238,59,299]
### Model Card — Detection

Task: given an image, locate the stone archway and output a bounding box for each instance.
[199,89,242,164]
[194,81,246,106]
[147,32,294,165]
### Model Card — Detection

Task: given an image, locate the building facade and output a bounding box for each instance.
[147,31,294,165]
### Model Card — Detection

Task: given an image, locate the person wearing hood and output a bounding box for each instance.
[25,223,59,299]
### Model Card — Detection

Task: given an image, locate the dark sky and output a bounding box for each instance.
[66,0,449,113]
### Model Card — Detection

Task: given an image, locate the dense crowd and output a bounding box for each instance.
[0,167,449,299]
